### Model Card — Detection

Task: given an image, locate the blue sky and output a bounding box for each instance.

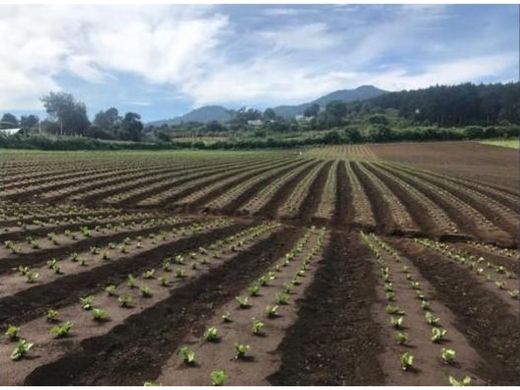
[0,4,518,122]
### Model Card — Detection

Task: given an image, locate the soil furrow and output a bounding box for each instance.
[0,223,246,326]
[24,226,302,386]
[299,161,333,223]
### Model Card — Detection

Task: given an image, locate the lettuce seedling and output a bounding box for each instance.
[47,309,59,322]
[222,311,232,322]
[128,274,138,288]
[276,293,290,305]
[441,348,456,364]
[251,318,264,335]
[46,259,58,269]
[105,284,118,296]
[385,304,404,315]
[178,346,196,365]
[400,352,414,371]
[210,370,227,386]
[162,260,172,272]
[235,296,249,308]
[118,294,133,308]
[80,296,94,310]
[143,269,156,279]
[234,343,250,359]
[140,286,152,297]
[431,327,447,343]
[265,304,279,318]
[158,275,169,287]
[425,311,440,325]
[5,324,19,340]
[143,381,161,386]
[390,316,403,329]
[25,270,39,283]
[248,285,260,297]
[10,339,33,361]
[448,375,471,386]
[509,290,519,300]
[50,321,73,338]
[175,268,186,278]
[204,327,219,342]
[92,308,108,321]
[395,331,408,345]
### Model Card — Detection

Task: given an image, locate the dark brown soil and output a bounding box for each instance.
[300,161,333,223]
[350,161,395,233]
[332,161,351,228]
[268,231,385,385]
[0,223,246,325]
[391,238,520,385]
[257,160,321,219]
[24,226,302,385]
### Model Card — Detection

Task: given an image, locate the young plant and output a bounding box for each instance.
[92,308,108,321]
[235,296,249,309]
[5,324,19,341]
[140,286,152,297]
[448,375,471,386]
[425,311,440,326]
[265,304,279,318]
[441,348,456,364]
[118,294,133,308]
[105,284,118,296]
[390,316,403,329]
[276,292,290,305]
[178,346,196,365]
[175,268,186,278]
[158,275,169,287]
[251,318,264,335]
[80,296,94,310]
[222,311,232,322]
[400,352,414,371]
[385,304,404,315]
[25,270,39,283]
[143,269,155,279]
[47,309,59,322]
[431,327,447,343]
[248,285,260,297]
[395,331,408,345]
[234,343,250,360]
[204,327,219,342]
[210,370,227,386]
[127,274,138,288]
[50,321,73,338]
[10,339,34,361]
[421,300,431,311]
[509,289,520,300]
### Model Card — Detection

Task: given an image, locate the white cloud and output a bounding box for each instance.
[258,23,340,51]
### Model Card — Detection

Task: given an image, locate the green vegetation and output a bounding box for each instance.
[479,138,519,149]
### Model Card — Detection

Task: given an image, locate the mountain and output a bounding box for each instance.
[148,105,233,126]
[147,85,387,125]
[271,85,387,119]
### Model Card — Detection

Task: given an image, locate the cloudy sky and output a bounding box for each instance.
[0,4,518,121]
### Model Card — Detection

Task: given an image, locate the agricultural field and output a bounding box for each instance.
[479,138,520,150]
[0,142,518,386]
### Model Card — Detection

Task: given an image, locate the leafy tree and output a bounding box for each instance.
[20,115,39,130]
[325,100,347,127]
[119,112,144,141]
[93,107,120,129]
[368,114,389,126]
[41,92,90,135]
[344,126,362,143]
[1,113,19,128]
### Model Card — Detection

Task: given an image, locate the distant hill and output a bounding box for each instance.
[147,85,387,125]
[271,85,387,119]
[148,105,233,126]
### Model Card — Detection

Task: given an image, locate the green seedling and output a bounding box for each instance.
[47,309,59,322]
[210,370,227,386]
[265,304,279,318]
[441,348,456,364]
[118,294,133,308]
[175,268,186,278]
[140,286,152,297]
[400,352,414,371]
[10,339,34,361]
[158,275,169,286]
[390,316,403,329]
[127,274,137,288]
[105,284,118,296]
[178,346,196,365]
[385,304,404,315]
[432,327,447,343]
[92,308,108,321]
[276,293,290,305]
[248,285,260,297]
[25,270,39,283]
[251,318,264,335]
[235,296,249,308]
[80,296,94,310]
[5,325,19,340]
[222,311,232,322]
[143,269,155,279]
[425,311,440,325]
[449,375,472,386]
[234,343,250,359]
[204,327,219,342]
[395,331,408,345]
[50,321,73,338]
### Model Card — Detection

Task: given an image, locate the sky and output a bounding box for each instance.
[0,4,518,122]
